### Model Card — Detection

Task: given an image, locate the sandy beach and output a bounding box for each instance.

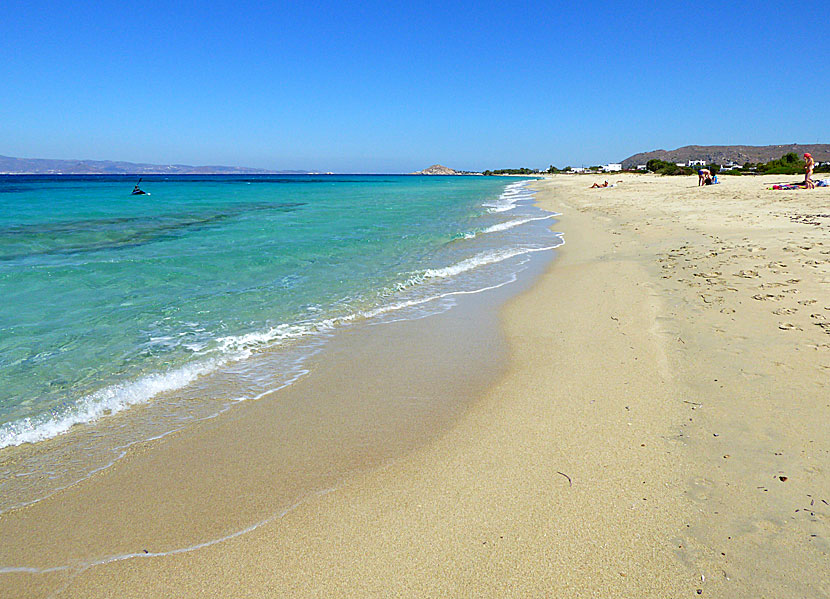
[2,173,829,598]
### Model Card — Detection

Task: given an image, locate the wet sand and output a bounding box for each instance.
[2,173,829,597]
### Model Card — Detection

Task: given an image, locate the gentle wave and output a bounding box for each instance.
[0,360,225,447]
[464,214,557,239]
[0,237,562,449]
[422,245,559,280]
[483,181,535,213]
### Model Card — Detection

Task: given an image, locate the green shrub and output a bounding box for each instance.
[485,168,537,175]
[757,152,805,175]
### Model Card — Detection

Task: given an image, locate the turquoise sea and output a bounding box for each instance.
[0,175,560,507]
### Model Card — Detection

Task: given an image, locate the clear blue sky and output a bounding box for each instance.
[2,1,827,172]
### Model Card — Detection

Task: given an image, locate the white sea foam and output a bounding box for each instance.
[463,214,556,239]
[0,359,225,448]
[421,244,560,280]
[484,215,553,233]
[483,181,535,213]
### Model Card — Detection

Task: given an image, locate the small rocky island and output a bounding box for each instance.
[409,164,479,175]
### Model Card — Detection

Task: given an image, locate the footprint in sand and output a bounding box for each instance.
[735,269,760,278]
[799,299,817,305]
[691,477,715,488]
[773,307,797,315]
[753,293,784,301]
[778,323,802,331]
[754,519,783,534]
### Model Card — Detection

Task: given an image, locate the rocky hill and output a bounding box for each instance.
[0,155,295,175]
[621,144,830,169]
[410,164,461,175]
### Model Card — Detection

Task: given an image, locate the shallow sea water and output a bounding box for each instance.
[0,174,561,511]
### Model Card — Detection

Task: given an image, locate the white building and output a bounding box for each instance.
[569,167,585,173]
[603,163,622,172]
[675,162,686,167]
[687,159,707,167]
[636,164,647,170]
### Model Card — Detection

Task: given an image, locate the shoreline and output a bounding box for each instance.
[46,174,694,597]
[0,276,525,594]
[0,177,557,514]
[2,174,828,597]
[0,183,560,598]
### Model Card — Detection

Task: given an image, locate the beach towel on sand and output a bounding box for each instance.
[770,178,829,190]
[771,183,810,190]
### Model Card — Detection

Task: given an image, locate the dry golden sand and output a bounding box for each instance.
[2,173,829,597]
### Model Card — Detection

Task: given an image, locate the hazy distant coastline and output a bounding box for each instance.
[0,154,308,175]
[6,143,829,176]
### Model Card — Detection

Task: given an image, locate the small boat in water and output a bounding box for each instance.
[131,178,149,195]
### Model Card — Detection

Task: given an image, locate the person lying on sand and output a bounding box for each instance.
[590,181,609,188]
[698,168,712,186]
[804,153,815,189]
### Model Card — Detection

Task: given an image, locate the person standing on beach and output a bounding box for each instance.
[698,168,711,186]
[804,153,815,189]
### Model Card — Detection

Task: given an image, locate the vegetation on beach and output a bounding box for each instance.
[645,152,829,176]
[481,152,829,177]
[482,168,540,175]
[646,160,716,176]
[740,152,829,175]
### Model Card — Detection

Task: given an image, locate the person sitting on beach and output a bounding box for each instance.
[590,181,609,188]
[804,153,815,189]
[698,168,711,186]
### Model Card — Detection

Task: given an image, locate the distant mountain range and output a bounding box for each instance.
[0,155,308,175]
[621,144,830,169]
